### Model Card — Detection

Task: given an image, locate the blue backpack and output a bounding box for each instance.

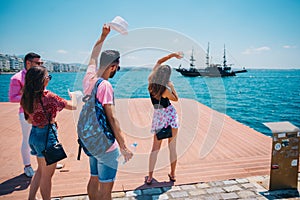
[77,78,115,158]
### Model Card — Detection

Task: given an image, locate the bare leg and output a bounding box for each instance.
[28,157,41,200]
[147,135,162,182]
[168,128,178,178]
[87,176,99,200]
[98,181,114,200]
[39,159,56,200]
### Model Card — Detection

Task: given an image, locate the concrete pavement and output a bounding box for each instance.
[53,175,300,200]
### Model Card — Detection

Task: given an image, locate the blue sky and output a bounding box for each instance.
[0,0,300,69]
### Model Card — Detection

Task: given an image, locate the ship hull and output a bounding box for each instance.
[175,68,238,77]
[175,68,201,77]
[200,71,236,77]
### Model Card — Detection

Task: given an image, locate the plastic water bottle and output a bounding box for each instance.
[119,142,137,165]
[131,142,138,152]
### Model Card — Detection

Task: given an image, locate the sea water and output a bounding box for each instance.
[1,68,299,136]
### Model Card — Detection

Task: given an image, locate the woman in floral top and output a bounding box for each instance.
[146,52,182,185]
[21,66,76,200]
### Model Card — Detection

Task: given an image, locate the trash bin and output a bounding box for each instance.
[263,121,300,190]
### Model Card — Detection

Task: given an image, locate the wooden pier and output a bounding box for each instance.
[0,98,272,199]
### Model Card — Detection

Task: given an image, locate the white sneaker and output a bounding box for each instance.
[56,163,64,169]
[24,166,34,177]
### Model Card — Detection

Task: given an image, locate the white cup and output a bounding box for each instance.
[68,89,84,125]
[68,89,83,100]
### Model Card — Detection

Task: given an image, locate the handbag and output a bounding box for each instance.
[156,125,172,140]
[40,98,67,166]
[42,143,67,165]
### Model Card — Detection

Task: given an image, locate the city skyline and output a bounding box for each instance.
[0,0,300,69]
[0,53,81,72]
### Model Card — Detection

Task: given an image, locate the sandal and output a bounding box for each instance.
[168,174,176,182]
[145,176,153,185]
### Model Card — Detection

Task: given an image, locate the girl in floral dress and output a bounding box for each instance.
[146,52,182,184]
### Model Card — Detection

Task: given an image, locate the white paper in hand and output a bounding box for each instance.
[108,16,128,35]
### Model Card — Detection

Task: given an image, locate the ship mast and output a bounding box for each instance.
[190,48,196,68]
[206,42,210,67]
[223,44,227,68]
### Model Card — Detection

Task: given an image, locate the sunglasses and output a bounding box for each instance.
[45,75,52,80]
[30,60,44,65]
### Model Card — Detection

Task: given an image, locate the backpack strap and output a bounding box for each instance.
[77,139,82,160]
[77,78,104,160]
[82,78,104,102]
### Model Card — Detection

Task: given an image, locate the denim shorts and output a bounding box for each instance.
[89,148,120,183]
[29,124,58,158]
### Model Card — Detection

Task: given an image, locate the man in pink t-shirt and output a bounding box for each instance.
[82,24,133,200]
[9,52,43,177]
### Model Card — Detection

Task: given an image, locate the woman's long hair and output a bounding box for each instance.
[21,66,47,114]
[148,65,171,100]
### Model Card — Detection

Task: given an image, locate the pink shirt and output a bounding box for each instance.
[9,69,26,113]
[83,64,118,152]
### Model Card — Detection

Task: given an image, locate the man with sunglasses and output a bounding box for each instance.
[9,52,43,177]
[82,24,133,200]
